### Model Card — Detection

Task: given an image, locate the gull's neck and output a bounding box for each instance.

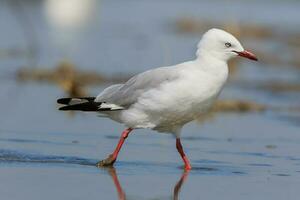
[191,50,229,88]
[195,51,228,72]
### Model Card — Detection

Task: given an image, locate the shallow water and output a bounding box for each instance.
[1,80,300,199]
[1,0,300,200]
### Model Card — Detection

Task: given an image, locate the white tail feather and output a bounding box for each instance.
[99,103,124,110]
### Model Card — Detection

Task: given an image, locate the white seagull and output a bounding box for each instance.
[57,28,257,171]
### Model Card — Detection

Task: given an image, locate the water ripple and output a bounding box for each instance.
[0,149,96,166]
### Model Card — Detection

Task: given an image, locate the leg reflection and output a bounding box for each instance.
[106,167,189,200]
[107,167,126,200]
[173,171,189,200]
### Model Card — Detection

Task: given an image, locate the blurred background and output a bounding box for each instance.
[1,0,300,200]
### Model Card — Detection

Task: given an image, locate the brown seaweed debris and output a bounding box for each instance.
[175,18,273,39]
[196,100,267,123]
[17,61,102,85]
[253,49,300,69]
[16,61,132,98]
[212,100,267,113]
[58,78,87,97]
[258,81,300,93]
[238,80,300,93]
[16,61,131,86]
[286,34,300,47]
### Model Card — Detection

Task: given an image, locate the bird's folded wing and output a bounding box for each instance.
[95,66,180,107]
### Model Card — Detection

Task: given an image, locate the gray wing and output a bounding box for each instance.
[95,66,180,107]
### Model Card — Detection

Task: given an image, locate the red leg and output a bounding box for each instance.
[111,128,132,160]
[176,138,192,171]
[97,128,133,167]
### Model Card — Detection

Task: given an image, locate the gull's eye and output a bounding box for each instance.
[225,42,232,48]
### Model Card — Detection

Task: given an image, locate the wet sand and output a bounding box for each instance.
[1,0,300,199]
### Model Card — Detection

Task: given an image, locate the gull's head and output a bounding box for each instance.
[196,28,257,62]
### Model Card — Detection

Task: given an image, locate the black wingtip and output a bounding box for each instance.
[58,101,102,112]
[57,98,72,105]
[58,106,70,111]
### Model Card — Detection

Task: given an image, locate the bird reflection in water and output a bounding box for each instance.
[106,167,189,200]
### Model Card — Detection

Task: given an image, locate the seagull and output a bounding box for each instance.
[57,28,257,171]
